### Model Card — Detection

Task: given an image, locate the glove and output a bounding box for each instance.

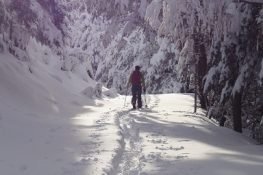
[143,87,146,93]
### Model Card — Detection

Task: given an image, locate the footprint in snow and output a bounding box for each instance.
[178,139,190,142]
[176,155,188,159]
[155,146,184,151]
[89,133,100,138]
[149,139,168,144]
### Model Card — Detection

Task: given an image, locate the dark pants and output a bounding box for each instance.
[131,85,142,108]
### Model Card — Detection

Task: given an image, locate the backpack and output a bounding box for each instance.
[131,70,142,85]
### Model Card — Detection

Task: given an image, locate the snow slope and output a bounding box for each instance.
[0,52,112,175]
[1,53,262,175]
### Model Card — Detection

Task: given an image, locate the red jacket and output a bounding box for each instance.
[130,70,145,87]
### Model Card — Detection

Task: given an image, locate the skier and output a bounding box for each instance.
[127,66,146,109]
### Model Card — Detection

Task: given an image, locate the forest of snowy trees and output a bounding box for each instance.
[0,0,262,143]
[159,0,263,141]
[155,0,263,141]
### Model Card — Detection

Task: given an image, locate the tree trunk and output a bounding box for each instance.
[232,91,243,133]
[197,38,207,109]
[193,11,207,110]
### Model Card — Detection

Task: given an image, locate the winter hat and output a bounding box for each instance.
[135,65,141,70]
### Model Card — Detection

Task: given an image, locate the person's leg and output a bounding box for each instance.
[131,86,137,109]
[137,86,142,108]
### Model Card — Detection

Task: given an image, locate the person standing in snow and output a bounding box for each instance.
[127,66,146,109]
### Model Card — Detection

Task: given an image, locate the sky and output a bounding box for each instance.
[1,52,263,175]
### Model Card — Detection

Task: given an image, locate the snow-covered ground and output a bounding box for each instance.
[1,53,263,175]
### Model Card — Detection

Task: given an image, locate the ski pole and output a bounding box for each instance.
[124,85,129,107]
[144,89,148,108]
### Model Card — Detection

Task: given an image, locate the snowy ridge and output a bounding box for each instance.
[0,51,95,175]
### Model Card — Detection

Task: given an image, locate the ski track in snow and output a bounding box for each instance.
[112,109,144,175]
[108,94,189,175]
[104,95,156,175]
